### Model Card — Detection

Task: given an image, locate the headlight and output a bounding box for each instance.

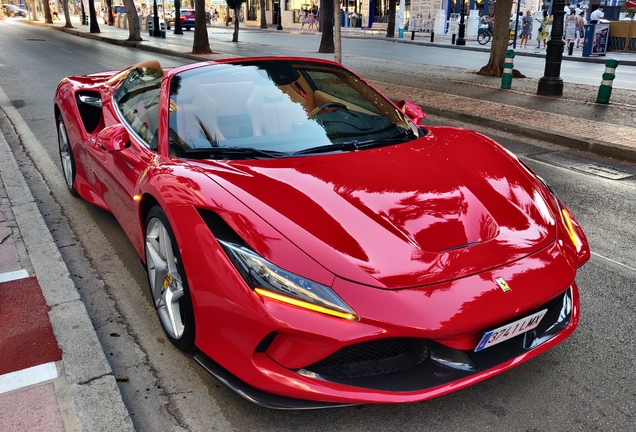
[532,171,580,250]
[218,240,358,321]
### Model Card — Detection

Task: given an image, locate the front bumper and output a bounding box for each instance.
[197,284,579,408]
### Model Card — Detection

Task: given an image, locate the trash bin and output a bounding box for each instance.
[582,20,610,57]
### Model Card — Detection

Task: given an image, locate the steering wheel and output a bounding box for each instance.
[308,102,349,119]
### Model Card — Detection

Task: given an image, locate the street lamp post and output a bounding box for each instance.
[537,0,566,96]
[153,0,161,37]
[456,7,466,45]
[276,1,283,30]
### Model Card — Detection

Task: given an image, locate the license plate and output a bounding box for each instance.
[475,309,548,352]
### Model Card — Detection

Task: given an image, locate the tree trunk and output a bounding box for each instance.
[62,0,73,27]
[232,6,240,41]
[89,0,100,32]
[174,0,183,34]
[259,0,266,28]
[478,0,514,76]
[318,0,334,53]
[43,0,52,23]
[334,0,341,63]
[105,0,112,25]
[122,0,142,41]
[31,0,38,21]
[386,0,395,37]
[193,0,212,52]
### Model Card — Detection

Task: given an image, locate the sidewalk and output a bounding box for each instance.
[27,16,636,164]
[0,106,134,430]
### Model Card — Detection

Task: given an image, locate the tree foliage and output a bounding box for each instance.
[318,0,334,53]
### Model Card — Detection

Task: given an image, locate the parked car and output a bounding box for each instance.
[1,4,27,17]
[177,8,195,30]
[54,57,590,408]
[165,8,210,30]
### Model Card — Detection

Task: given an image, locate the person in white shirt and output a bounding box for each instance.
[590,6,604,22]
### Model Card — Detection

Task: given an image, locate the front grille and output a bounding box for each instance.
[304,338,429,378]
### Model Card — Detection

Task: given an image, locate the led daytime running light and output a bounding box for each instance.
[254,288,357,321]
[560,209,579,248]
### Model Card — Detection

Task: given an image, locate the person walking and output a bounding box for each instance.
[575,11,585,48]
[520,10,533,48]
[307,8,315,30]
[565,9,577,48]
[299,8,307,30]
[535,9,550,49]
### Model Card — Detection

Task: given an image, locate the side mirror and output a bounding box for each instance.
[396,100,426,125]
[96,124,130,152]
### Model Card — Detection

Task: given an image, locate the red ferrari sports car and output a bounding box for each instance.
[54,57,590,408]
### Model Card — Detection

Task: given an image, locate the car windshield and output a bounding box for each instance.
[168,60,421,159]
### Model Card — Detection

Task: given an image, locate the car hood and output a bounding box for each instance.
[194,127,558,289]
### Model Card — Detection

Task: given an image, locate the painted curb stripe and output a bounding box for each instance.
[0,269,29,283]
[0,362,58,395]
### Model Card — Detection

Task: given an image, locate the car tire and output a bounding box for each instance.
[57,115,79,197]
[145,206,196,351]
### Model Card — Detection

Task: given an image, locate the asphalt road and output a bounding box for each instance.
[1,22,635,432]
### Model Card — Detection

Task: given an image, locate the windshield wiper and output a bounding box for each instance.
[293,142,361,155]
[184,147,288,159]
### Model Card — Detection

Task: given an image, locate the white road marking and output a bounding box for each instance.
[591,252,636,273]
[60,48,73,54]
[0,268,29,283]
[0,362,58,394]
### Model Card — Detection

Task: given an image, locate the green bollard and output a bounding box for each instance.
[596,59,619,104]
[501,50,515,89]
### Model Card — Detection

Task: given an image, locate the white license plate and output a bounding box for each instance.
[475,309,548,352]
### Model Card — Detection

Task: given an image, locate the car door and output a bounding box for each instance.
[93,66,164,249]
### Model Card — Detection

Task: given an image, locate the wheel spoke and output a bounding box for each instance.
[146,217,186,340]
[58,122,73,189]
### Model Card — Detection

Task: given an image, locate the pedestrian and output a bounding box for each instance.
[565,9,577,48]
[307,8,315,30]
[299,8,307,30]
[589,5,604,23]
[576,11,585,48]
[520,10,532,48]
[535,9,550,49]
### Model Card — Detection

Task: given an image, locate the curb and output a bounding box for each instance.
[0,86,135,430]
[418,103,636,164]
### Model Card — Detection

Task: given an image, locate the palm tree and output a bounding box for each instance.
[62,0,73,28]
[192,0,212,52]
[478,0,512,76]
[122,0,142,41]
[88,0,100,32]
[386,0,395,37]
[226,0,247,42]
[318,0,334,53]
[174,0,183,34]
[259,0,266,28]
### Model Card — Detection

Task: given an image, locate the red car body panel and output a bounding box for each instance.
[53,57,590,405]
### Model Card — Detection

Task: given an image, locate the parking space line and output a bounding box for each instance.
[0,362,58,395]
[0,268,29,283]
